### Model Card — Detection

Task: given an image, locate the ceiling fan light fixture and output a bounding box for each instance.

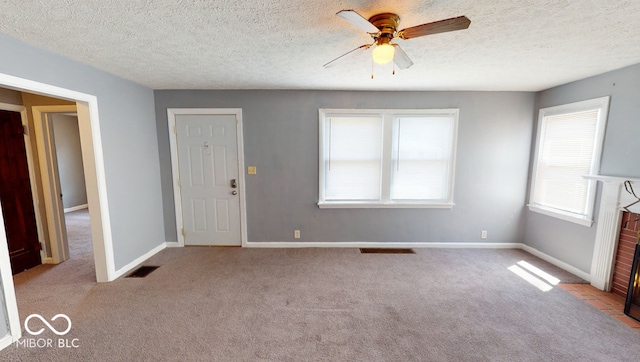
[372,43,395,65]
[325,10,470,72]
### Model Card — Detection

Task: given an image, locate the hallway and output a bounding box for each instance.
[12,209,95,318]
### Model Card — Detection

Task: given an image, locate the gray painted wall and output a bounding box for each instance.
[0,33,165,270]
[0,278,8,339]
[155,90,535,244]
[0,202,11,340]
[523,63,640,274]
[51,114,87,209]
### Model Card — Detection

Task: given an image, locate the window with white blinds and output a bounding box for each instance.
[529,97,610,226]
[391,116,455,201]
[324,115,383,201]
[319,109,458,208]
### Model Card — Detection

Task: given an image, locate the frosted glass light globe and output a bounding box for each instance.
[372,43,395,65]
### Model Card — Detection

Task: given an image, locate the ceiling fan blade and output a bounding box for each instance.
[336,10,379,33]
[323,44,373,68]
[392,44,414,69]
[398,16,470,39]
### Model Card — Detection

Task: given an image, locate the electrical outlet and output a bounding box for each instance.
[481,230,488,239]
[294,230,300,239]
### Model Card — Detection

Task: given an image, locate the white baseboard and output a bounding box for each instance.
[64,204,88,213]
[519,244,591,282]
[113,242,167,279]
[245,241,523,249]
[0,334,17,351]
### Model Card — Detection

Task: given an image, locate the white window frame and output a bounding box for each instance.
[318,108,458,208]
[528,96,610,226]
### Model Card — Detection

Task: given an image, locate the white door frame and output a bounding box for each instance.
[167,108,248,247]
[0,102,48,263]
[0,205,21,349]
[32,105,79,264]
[0,71,118,350]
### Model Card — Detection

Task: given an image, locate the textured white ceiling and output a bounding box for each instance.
[1,1,639,91]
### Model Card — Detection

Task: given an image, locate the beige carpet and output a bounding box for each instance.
[2,218,640,361]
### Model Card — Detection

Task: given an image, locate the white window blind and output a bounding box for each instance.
[325,116,383,201]
[391,116,454,200]
[319,109,458,208]
[529,97,609,225]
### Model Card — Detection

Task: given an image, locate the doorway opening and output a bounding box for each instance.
[0,100,95,278]
[0,74,115,350]
[32,105,88,267]
[49,112,92,266]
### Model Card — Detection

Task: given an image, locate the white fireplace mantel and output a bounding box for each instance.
[585,175,640,291]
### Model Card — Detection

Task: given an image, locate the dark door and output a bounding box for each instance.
[0,109,41,274]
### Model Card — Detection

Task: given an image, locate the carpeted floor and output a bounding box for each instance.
[2,214,640,361]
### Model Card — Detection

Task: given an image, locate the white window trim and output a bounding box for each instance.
[528,205,594,227]
[318,108,458,209]
[528,96,610,226]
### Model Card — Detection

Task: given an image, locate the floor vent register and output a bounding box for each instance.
[360,248,415,254]
[126,265,160,278]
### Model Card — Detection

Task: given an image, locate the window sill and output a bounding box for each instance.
[318,202,455,209]
[527,205,593,227]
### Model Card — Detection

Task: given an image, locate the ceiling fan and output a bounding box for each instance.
[324,10,471,72]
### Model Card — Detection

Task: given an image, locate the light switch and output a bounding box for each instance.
[248,166,257,175]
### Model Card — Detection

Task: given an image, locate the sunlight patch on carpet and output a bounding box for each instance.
[517,260,560,285]
[508,264,553,292]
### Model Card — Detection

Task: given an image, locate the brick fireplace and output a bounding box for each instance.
[587,176,640,291]
[612,212,639,298]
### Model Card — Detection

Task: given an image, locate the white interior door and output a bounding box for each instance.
[176,114,241,246]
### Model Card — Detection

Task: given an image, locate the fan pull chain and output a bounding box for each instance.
[371,58,374,79]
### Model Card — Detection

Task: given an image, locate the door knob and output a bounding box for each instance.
[231,190,238,195]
